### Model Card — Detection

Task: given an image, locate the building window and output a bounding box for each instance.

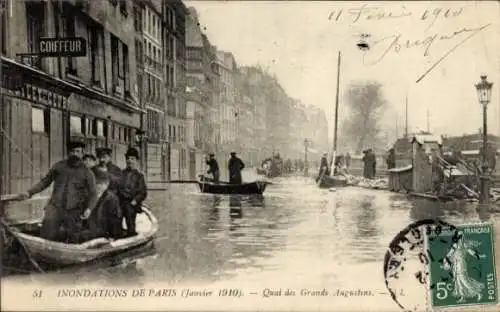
[89,25,103,86]
[70,115,84,135]
[135,39,142,64]
[96,119,104,137]
[119,0,127,16]
[63,7,77,75]
[1,4,7,55]
[86,117,94,136]
[26,1,46,69]
[32,107,50,134]
[133,6,141,32]
[123,43,130,94]
[111,35,125,94]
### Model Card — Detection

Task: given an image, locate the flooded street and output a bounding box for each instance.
[3,171,500,311]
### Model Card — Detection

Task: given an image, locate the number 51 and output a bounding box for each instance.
[436,282,453,300]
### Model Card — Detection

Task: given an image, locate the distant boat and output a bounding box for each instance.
[197,179,269,195]
[318,175,348,189]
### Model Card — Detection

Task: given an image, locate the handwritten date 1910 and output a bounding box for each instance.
[328,4,464,25]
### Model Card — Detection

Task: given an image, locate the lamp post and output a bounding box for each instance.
[475,75,493,204]
[135,130,147,173]
[304,138,309,177]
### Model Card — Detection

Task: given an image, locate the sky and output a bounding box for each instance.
[185,1,500,142]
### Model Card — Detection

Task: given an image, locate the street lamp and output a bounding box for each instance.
[135,130,148,172]
[475,75,493,204]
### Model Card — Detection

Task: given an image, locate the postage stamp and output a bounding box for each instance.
[384,219,461,311]
[427,222,498,308]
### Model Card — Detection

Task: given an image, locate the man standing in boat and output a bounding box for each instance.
[205,153,220,183]
[228,152,245,184]
[317,153,330,182]
[18,141,98,242]
[95,147,122,190]
[118,147,147,237]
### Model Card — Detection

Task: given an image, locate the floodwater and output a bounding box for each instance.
[2,170,500,311]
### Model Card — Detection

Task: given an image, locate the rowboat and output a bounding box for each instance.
[197,180,269,195]
[318,175,348,189]
[6,206,158,266]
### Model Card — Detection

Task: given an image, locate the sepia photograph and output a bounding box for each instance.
[0,0,499,311]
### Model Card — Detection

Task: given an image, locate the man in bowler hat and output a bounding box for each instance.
[118,147,147,237]
[19,141,98,242]
[228,152,245,184]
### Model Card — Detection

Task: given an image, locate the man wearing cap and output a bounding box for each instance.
[228,152,245,184]
[118,147,147,237]
[18,141,98,242]
[95,147,122,190]
[205,153,220,183]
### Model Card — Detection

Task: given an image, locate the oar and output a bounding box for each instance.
[1,194,45,273]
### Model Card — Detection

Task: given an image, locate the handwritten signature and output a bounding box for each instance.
[363,24,491,67]
[328,4,464,30]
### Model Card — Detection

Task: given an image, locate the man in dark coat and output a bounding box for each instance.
[228,152,245,184]
[318,153,330,178]
[77,168,123,242]
[95,147,122,190]
[205,153,220,183]
[370,149,377,178]
[19,141,98,242]
[386,148,396,169]
[118,147,147,237]
[362,150,371,179]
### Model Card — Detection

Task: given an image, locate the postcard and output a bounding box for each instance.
[1,0,499,311]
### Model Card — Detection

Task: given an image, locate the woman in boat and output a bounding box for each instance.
[118,147,147,237]
[77,168,123,242]
[83,154,97,169]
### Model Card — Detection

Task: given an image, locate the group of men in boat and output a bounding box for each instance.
[205,152,245,184]
[17,141,147,244]
[317,152,352,180]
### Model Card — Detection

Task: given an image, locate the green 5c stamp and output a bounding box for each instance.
[427,222,498,308]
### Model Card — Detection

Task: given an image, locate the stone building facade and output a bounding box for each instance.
[1,0,140,194]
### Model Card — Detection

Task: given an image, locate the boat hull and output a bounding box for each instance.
[9,207,158,266]
[318,175,348,189]
[197,181,268,195]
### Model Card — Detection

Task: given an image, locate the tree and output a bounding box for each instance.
[341,81,387,153]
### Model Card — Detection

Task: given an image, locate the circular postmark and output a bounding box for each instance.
[383,219,461,311]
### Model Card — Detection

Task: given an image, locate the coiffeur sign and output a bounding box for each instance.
[38,37,87,57]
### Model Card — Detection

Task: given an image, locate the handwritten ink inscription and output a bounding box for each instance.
[365,24,491,65]
[327,4,464,26]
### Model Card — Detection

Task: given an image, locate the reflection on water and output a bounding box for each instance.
[2,175,498,289]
